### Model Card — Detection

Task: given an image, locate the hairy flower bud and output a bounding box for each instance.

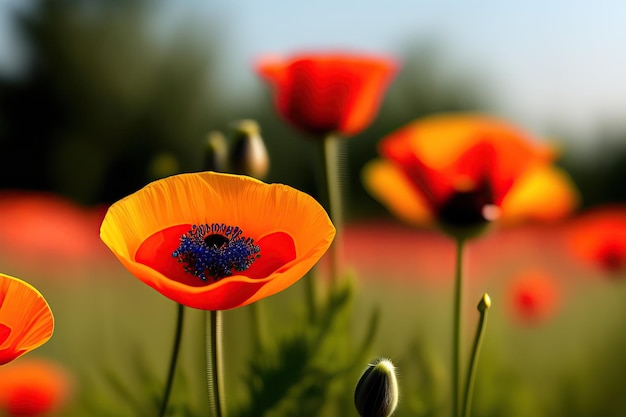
[229,119,269,179]
[354,357,399,417]
[204,130,228,172]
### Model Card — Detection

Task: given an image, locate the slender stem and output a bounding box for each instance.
[305,270,318,323]
[248,301,266,352]
[159,303,185,417]
[452,238,465,417]
[321,134,344,287]
[462,294,491,417]
[206,310,226,417]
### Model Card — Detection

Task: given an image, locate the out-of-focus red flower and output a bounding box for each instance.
[362,113,579,238]
[0,274,54,365]
[0,358,73,416]
[256,52,398,137]
[508,269,560,325]
[567,205,626,274]
[0,191,108,271]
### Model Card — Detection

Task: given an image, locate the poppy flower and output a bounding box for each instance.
[100,171,335,310]
[0,191,109,272]
[567,205,626,274]
[362,113,579,238]
[255,52,398,137]
[0,274,54,365]
[508,269,560,325]
[0,358,73,417]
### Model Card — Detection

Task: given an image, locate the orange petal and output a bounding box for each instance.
[0,274,54,365]
[100,172,335,310]
[362,159,434,226]
[499,165,579,225]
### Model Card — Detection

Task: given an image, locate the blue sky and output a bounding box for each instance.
[2,0,626,146]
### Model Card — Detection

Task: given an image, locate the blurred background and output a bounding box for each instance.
[1,0,626,209]
[1,0,626,416]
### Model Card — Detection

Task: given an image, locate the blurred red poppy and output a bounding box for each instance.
[0,274,54,365]
[100,172,335,310]
[0,191,108,271]
[0,358,72,416]
[567,205,626,274]
[508,269,560,325]
[256,52,398,137]
[362,113,579,238]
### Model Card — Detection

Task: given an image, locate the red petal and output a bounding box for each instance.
[136,226,297,285]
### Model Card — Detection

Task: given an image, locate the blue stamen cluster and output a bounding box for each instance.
[172,223,261,281]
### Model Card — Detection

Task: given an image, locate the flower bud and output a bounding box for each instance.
[354,357,399,417]
[229,119,269,179]
[204,130,228,172]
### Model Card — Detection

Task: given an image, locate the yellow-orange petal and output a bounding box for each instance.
[0,274,54,365]
[0,358,73,416]
[499,164,580,225]
[361,159,434,227]
[100,171,335,310]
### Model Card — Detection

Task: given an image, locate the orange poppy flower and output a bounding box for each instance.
[0,274,54,365]
[0,358,73,417]
[100,172,335,310]
[508,269,560,325]
[362,113,578,237]
[567,205,626,274]
[255,52,398,137]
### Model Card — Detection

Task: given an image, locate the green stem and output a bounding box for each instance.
[305,270,318,323]
[321,134,344,287]
[452,238,465,417]
[462,294,491,417]
[159,303,185,417]
[248,301,266,352]
[207,310,226,417]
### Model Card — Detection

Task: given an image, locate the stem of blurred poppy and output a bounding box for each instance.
[249,301,267,351]
[159,303,185,417]
[321,134,344,288]
[462,293,490,417]
[207,310,226,417]
[452,238,465,417]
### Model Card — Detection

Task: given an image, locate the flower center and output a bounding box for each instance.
[172,223,260,282]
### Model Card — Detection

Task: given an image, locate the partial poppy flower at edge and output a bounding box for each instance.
[100,172,335,310]
[567,205,626,274]
[0,358,73,416]
[0,274,54,365]
[255,52,399,137]
[362,113,579,237]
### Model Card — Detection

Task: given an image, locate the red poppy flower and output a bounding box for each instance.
[100,172,335,310]
[0,191,108,271]
[255,52,398,137]
[508,269,560,325]
[0,358,73,417]
[0,274,54,365]
[362,113,579,237]
[567,205,626,274]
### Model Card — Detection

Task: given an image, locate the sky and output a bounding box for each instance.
[2,0,626,147]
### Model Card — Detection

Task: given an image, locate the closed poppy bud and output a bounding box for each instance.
[354,357,399,417]
[205,131,229,172]
[229,119,269,180]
